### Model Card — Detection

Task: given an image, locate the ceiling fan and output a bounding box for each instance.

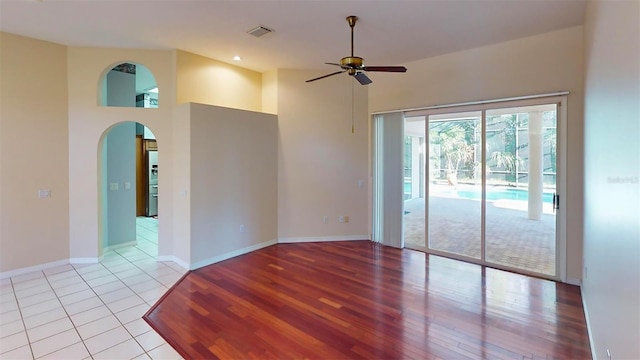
[306,15,407,85]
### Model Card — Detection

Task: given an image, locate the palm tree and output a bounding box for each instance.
[431,123,475,187]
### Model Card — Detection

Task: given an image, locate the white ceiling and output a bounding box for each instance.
[0,0,585,73]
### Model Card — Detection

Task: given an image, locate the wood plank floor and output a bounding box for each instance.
[144,241,591,359]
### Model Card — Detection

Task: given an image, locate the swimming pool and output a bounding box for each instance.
[456,188,554,203]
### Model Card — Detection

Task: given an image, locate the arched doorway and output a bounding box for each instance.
[99,121,159,258]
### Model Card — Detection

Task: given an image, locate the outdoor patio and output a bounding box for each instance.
[403,193,556,276]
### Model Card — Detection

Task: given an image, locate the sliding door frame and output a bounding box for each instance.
[405,95,568,282]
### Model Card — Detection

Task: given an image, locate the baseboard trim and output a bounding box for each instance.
[581,285,597,360]
[278,235,370,243]
[190,239,278,270]
[0,259,70,280]
[157,255,189,270]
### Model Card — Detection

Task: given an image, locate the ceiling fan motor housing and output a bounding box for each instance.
[341,56,364,69]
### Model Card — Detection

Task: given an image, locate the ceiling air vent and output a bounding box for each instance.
[247,25,274,38]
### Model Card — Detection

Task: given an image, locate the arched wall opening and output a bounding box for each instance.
[98,62,159,108]
[93,60,163,260]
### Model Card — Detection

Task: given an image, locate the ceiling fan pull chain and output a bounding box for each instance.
[352,78,355,134]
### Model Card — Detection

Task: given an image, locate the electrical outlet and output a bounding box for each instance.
[38,189,51,198]
[584,266,588,279]
[339,216,345,223]
[239,225,246,233]
[322,216,328,224]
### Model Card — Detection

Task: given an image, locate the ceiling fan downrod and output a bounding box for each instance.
[347,15,358,57]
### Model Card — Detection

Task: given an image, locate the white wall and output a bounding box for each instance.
[0,32,69,272]
[582,1,640,358]
[277,70,369,241]
[189,103,278,268]
[368,26,585,281]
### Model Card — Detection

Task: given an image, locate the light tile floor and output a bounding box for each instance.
[0,217,186,359]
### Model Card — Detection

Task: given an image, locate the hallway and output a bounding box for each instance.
[134,216,159,258]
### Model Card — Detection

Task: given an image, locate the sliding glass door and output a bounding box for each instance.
[484,105,557,275]
[398,99,562,279]
[403,117,426,248]
[427,111,482,259]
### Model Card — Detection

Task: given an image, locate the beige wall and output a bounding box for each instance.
[189,103,278,268]
[262,70,278,115]
[0,35,278,274]
[369,26,585,281]
[277,70,369,241]
[176,50,262,112]
[171,104,191,266]
[582,0,640,358]
[0,33,70,272]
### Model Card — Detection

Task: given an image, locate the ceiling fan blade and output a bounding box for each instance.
[353,72,372,85]
[362,66,407,73]
[305,71,345,83]
[325,62,344,67]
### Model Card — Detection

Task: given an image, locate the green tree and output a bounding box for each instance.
[431,123,475,186]
[486,114,519,184]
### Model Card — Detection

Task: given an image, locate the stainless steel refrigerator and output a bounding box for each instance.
[147,150,158,217]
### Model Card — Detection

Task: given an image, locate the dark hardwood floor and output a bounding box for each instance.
[144,241,591,359]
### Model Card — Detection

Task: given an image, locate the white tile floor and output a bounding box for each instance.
[0,217,186,359]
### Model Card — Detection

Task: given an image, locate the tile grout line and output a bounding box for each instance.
[73,246,180,358]
[9,274,37,360]
[3,218,180,360]
[41,266,95,360]
[74,254,152,359]
[87,252,159,358]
